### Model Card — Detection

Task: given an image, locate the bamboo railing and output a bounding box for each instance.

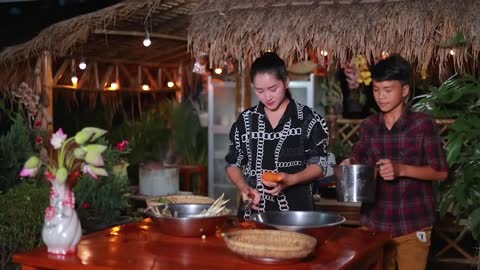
[326,114,455,146]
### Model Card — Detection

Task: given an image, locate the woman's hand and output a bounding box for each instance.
[377,159,400,180]
[240,185,261,210]
[262,172,292,196]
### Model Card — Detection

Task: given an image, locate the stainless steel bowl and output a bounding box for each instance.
[333,164,377,203]
[145,203,230,237]
[250,211,345,242]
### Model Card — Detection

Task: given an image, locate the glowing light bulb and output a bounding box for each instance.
[142,84,150,91]
[167,81,175,88]
[110,82,118,90]
[79,61,86,70]
[449,49,455,56]
[214,68,223,75]
[143,32,151,47]
[381,51,389,59]
[320,50,328,56]
[71,76,78,84]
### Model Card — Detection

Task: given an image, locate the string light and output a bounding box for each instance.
[71,75,78,84]
[449,49,456,56]
[214,68,223,75]
[110,82,118,90]
[142,84,150,91]
[320,50,328,56]
[380,51,390,59]
[167,81,175,88]
[143,31,151,47]
[70,59,78,86]
[78,57,87,70]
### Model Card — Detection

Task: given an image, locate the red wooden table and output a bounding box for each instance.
[14,219,389,270]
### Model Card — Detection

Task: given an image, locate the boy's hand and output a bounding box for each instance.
[340,158,351,165]
[377,159,399,180]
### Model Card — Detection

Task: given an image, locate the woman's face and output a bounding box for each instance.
[253,73,289,111]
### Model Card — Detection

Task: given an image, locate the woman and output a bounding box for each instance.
[225,52,329,219]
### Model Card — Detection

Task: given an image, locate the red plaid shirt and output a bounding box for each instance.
[351,110,448,237]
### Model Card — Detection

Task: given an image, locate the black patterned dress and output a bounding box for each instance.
[225,98,329,218]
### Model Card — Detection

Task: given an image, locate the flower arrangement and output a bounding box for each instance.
[19,127,111,254]
[343,55,372,105]
[20,127,109,182]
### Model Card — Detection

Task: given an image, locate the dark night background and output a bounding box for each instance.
[0,0,120,49]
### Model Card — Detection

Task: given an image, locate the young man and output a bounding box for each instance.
[341,54,448,270]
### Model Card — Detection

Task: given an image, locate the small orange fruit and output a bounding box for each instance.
[262,172,283,182]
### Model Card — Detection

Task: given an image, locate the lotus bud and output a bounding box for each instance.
[56,168,68,183]
[20,167,38,177]
[24,156,40,169]
[85,151,105,167]
[84,144,107,153]
[75,130,93,145]
[74,148,87,159]
[81,127,107,142]
[90,166,108,177]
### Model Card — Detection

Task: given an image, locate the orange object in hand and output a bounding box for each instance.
[262,172,283,182]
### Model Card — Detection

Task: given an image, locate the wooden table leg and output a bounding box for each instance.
[373,245,384,270]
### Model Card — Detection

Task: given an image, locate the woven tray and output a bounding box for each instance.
[146,195,215,208]
[223,229,317,261]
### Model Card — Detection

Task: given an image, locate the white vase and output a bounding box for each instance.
[42,180,82,255]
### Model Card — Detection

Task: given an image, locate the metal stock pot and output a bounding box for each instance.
[333,165,377,203]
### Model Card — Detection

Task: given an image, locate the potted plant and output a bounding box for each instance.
[412,75,480,242]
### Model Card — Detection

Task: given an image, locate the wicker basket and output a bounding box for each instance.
[223,229,317,260]
[146,195,215,208]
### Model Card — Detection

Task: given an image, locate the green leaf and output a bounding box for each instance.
[446,136,463,166]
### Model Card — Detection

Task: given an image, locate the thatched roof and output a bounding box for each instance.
[188,0,480,77]
[0,0,200,91]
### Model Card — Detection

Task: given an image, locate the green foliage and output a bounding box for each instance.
[74,139,130,228]
[329,140,352,163]
[170,102,208,166]
[412,74,480,240]
[108,100,208,166]
[108,105,171,166]
[0,112,34,192]
[0,183,49,269]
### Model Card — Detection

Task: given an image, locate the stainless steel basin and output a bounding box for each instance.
[145,203,231,237]
[250,211,345,242]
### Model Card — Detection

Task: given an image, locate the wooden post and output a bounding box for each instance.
[41,51,54,134]
[326,108,338,146]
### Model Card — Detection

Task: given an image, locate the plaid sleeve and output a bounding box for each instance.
[422,118,449,172]
[304,112,329,173]
[350,119,372,165]
[225,121,247,168]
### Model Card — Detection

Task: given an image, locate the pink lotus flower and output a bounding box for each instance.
[45,206,56,220]
[116,140,129,151]
[50,128,67,149]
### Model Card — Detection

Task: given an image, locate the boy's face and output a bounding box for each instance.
[372,80,409,113]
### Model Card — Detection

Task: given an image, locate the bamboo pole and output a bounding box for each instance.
[41,51,54,134]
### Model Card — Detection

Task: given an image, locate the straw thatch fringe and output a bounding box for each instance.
[0,0,167,91]
[188,0,480,78]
